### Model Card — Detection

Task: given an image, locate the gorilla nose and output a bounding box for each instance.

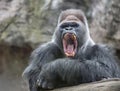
[65,27,73,30]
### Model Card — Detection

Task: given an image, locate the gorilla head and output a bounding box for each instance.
[53,9,94,57]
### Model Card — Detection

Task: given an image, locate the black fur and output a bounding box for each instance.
[22,9,120,91]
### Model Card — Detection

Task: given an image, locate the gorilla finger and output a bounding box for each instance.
[29,83,37,91]
[47,82,54,89]
[37,77,44,87]
[42,81,48,89]
[37,79,40,86]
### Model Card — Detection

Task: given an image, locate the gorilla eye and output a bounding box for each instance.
[60,23,69,28]
[60,22,79,29]
[70,22,79,27]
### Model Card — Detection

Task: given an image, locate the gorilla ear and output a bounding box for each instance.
[57,9,86,25]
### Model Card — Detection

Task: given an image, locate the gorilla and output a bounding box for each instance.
[22,9,120,91]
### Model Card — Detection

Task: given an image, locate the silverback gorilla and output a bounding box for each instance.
[23,9,120,91]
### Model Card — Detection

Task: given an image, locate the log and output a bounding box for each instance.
[50,78,120,91]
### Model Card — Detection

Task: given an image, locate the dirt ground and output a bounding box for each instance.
[0,74,28,91]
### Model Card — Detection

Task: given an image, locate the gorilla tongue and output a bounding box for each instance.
[65,44,75,57]
[66,45,74,54]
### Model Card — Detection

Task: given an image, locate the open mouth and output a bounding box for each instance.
[63,33,78,57]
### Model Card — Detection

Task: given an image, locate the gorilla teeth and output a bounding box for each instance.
[67,38,74,44]
[65,52,75,57]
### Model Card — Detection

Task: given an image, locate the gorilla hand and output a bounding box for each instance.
[37,64,57,90]
[27,70,40,91]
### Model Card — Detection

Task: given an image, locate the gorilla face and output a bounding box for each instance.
[59,22,79,57]
[53,10,92,57]
[57,16,87,57]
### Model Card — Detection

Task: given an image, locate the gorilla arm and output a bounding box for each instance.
[37,45,120,89]
[22,42,62,91]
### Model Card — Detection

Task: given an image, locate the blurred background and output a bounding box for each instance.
[0,0,120,91]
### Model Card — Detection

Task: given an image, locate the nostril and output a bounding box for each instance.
[65,27,73,30]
